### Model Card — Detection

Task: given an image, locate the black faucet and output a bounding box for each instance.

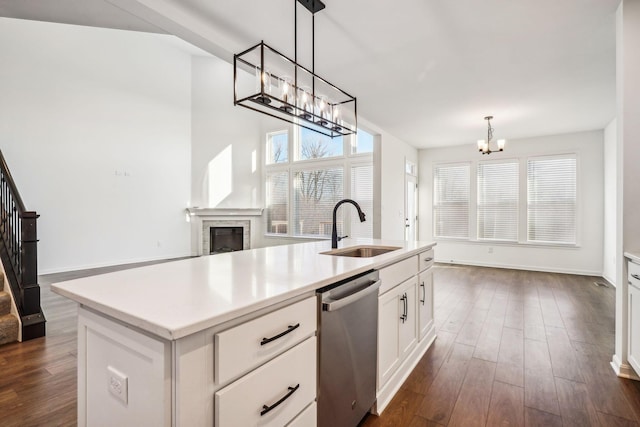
[332,199,366,248]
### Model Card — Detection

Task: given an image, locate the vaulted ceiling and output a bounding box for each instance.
[0,0,619,148]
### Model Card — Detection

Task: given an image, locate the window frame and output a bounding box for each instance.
[476,158,519,242]
[432,162,471,240]
[264,125,374,240]
[525,153,579,246]
[432,152,579,248]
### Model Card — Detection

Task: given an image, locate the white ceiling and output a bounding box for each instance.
[0,0,619,149]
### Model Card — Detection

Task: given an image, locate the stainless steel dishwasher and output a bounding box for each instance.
[317,270,380,427]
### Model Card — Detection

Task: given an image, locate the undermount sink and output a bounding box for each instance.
[321,245,402,258]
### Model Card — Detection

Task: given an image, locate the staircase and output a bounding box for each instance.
[0,270,19,345]
[0,148,45,341]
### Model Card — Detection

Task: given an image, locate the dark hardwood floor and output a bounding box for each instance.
[362,265,640,427]
[1,263,639,426]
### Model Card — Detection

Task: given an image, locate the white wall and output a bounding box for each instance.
[603,119,617,284]
[190,57,264,210]
[379,129,418,241]
[613,0,640,378]
[418,130,604,276]
[0,19,192,273]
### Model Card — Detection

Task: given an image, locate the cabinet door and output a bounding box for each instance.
[398,277,418,360]
[378,289,401,388]
[629,283,640,373]
[418,269,434,340]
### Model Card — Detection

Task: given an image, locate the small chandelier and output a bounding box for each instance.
[233,0,357,138]
[477,116,506,155]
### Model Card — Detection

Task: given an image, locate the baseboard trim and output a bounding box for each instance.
[611,354,640,380]
[435,259,601,277]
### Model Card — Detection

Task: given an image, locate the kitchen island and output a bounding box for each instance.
[52,238,436,426]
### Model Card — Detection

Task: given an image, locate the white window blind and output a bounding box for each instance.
[477,162,519,241]
[293,167,344,237]
[265,172,289,234]
[350,164,373,238]
[527,156,577,244]
[434,164,469,238]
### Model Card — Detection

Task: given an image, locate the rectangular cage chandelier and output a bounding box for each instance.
[233,0,357,138]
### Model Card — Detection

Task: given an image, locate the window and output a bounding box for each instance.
[265,172,289,234]
[350,164,373,238]
[477,161,518,241]
[527,155,577,244]
[266,131,288,164]
[297,128,343,160]
[293,167,344,236]
[352,129,374,154]
[433,164,469,238]
[265,128,374,239]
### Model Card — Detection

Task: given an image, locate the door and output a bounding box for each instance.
[405,173,417,241]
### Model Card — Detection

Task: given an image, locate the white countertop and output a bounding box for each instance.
[625,251,640,264]
[52,238,435,340]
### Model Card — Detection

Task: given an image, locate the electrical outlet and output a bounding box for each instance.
[108,366,128,405]
[488,247,494,254]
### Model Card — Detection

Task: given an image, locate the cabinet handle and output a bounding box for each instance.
[424,257,433,262]
[260,384,300,416]
[400,294,407,323]
[632,273,640,281]
[260,323,300,346]
[420,282,426,305]
[405,292,409,321]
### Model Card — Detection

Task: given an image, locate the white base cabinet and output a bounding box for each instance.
[77,295,317,427]
[629,260,640,374]
[376,248,436,414]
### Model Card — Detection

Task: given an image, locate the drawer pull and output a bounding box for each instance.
[400,293,408,323]
[424,257,433,262]
[260,323,300,346]
[632,274,640,281]
[260,384,300,416]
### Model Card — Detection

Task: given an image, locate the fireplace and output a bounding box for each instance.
[210,227,243,254]
[202,219,251,255]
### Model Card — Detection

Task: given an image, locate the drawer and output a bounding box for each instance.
[215,296,316,385]
[215,337,317,427]
[287,402,316,427]
[418,249,435,272]
[630,261,640,289]
[379,256,418,295]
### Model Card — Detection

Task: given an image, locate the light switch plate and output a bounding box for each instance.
[107,366,128,405]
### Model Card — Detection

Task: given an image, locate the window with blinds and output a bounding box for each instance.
[434,164,470,238]
[265,172,289,234]
[350,164,373,238]
[477,162,519,241]
[527,156,577,244]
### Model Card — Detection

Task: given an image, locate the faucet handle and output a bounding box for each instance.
[338,235,349,242]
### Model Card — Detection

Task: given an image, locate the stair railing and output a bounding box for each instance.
[0,149,44,340]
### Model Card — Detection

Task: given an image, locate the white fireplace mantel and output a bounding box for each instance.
[187,208,263,256]
[187,208,263,217]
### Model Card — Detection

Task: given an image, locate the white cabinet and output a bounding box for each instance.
[398,277,418,359]
[418,269,434,340]
[214,337,316,427]
[376,248,437,414]
[214,297,316,385]
[629,261,640,373]
[378,275,417,387]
